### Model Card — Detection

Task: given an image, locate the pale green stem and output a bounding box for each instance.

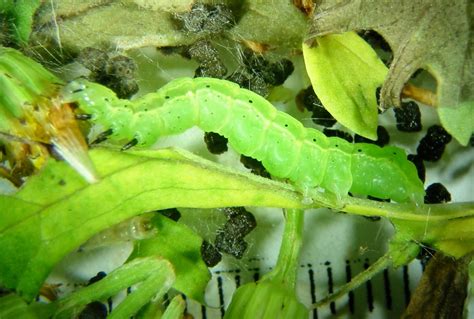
[162,295,186,319]
[308,194,474,222]
[343,198,474,222]
[312,239,421,309]
[55,257,175,319]
[263,209,305,289]
[312,252,391,309]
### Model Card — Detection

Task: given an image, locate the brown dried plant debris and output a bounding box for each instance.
[402,252,471,319]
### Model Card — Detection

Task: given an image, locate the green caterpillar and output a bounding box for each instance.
[62,77,425,203]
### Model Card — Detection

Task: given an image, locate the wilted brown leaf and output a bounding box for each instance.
[402,253,471,319]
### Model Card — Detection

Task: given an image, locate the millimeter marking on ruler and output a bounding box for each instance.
[364,259,374,312]
[325,261,336,315]
[217,276,225,318]
[345,260,355,314]
[403,265,411,306]
[308,264,318,319]
[383,268,392,310]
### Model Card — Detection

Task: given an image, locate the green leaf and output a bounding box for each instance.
[303,32,388,139]
[0,294,55,319]
[129,214,210,302]
[0,147,303,300]
[438,100,474,146]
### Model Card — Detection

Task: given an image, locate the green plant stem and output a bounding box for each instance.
[309,195,474,222]
[55,257,175,318]
[313,251,391,309]
[344,198,474,221]
[263,209,305,289]
[313,240,421,309]
[161,295,186,319]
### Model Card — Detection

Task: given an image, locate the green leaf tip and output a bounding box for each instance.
[438,100,474,146]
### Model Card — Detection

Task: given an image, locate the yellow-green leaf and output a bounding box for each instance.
[303,31,388,140]
[0,148,303,300]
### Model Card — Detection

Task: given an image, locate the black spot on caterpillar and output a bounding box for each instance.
[62,77,425,203]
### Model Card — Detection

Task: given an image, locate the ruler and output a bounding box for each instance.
[186,258,423,319]
[180,207,424,318]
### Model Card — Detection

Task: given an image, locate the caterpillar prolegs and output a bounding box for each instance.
[62,77,425,203]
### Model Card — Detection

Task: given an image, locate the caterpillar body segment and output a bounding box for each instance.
[351,145,412,202]
[322,138,353,198]
[62,77,425,203]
